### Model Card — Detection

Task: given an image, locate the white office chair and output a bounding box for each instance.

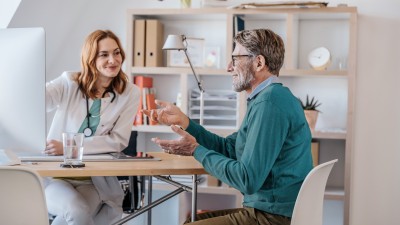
[290,159,338,225]
[0,166,49,225]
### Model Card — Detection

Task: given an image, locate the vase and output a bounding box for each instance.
[304,110,318,130]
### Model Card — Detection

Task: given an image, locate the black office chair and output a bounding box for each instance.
[118,131,140,213]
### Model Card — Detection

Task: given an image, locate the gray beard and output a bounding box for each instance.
[232,64,255,92]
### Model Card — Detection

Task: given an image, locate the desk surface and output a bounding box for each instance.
[23,152,206,177]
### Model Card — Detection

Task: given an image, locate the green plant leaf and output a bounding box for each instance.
[298,95,322,112]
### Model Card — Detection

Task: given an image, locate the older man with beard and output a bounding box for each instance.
[143,29,313,225]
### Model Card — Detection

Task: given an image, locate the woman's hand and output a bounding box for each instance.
[143,100,189,129]
[45,140,63,155]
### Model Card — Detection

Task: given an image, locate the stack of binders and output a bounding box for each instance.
[133,19,164,67]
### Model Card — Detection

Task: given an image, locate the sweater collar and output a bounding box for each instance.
[247,75,279,101]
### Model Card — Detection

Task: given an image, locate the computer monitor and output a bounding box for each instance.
[0,27,46,153]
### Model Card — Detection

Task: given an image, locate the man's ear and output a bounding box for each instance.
[256,55,266,71]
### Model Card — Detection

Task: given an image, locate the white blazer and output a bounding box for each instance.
[46,71,140,154]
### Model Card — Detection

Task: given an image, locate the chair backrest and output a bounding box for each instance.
[291,159,338,225]
[0,166,49,225]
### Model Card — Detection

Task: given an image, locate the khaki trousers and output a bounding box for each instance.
[184,207,291,225]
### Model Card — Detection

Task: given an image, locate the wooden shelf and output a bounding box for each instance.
[128,8,229,20]
[131,67,230,76]
[280,69,348,77]
[133,125,346,140]
[133,125,237,135]
[312,130,347,140]
[152,182,342,201]
[127,7,357,18]
[133,125,172,133]
[131,67,347,77]
[197,185,241,195]
[151,182,241,196]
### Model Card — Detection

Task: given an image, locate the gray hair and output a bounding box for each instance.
[234,29,285,76]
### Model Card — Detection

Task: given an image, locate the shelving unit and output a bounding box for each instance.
[189,89,238,127]
[126,6,357,225]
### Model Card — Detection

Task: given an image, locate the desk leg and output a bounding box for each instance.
[147,176,152,225]
[128,176,135,211]
[111,176,189,225]
[191,174,198,222]
[140,176,146,208]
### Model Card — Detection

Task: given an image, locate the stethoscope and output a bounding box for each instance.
[83,89,116,137]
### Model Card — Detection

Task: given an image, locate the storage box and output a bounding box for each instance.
[206,175,220,187]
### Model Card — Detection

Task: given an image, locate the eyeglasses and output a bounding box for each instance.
[231,54,251,66]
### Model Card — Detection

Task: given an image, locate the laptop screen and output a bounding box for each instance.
[0,28,46,153]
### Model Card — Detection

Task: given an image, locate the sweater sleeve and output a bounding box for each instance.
[186,119,237,159]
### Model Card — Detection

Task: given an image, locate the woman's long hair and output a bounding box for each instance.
[75,30,128,99]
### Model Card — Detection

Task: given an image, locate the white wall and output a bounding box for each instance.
[8,0,400,225]
[0,0,21,28]
[8,0,182,80]
[342,1,400,225]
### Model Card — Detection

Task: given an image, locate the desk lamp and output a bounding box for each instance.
[162,34,205,125]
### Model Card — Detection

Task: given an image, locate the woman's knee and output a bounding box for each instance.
[62,203,93,225]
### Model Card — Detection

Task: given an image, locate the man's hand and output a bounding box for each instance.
[152,125,199,156]
[143,100,189,129]
[45,140,63,156]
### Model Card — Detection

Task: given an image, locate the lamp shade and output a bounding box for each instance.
[162,34,186,50]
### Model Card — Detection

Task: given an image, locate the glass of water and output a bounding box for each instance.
[62,132,84,165]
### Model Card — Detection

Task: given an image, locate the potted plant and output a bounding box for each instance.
[298,95,321,130]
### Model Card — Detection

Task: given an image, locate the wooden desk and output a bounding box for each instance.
[24,152,207,225]
[24,152,206,177]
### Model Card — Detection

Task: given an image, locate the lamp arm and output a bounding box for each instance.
[183,49,204,93]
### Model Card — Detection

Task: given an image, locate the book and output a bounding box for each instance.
[233,16,244,50]
[133,76,153,125]
[233,15,244,36]
[142,87,149,125]
[146,88,158,125]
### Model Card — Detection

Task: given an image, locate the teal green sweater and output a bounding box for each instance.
[188,83,313,218]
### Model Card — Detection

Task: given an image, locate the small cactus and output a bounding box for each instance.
[298,95,321,112]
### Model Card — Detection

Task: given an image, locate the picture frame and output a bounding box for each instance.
[167,37,204,67]
[204,46,220,68]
